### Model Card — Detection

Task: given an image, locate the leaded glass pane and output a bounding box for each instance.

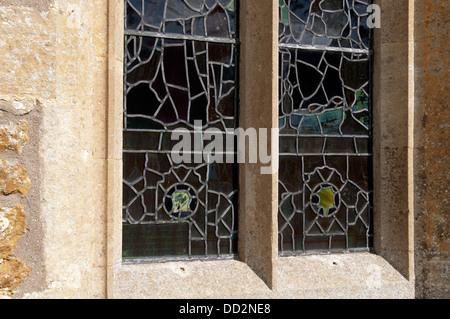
[279,0,372,50]
[126,0,237,40]
[123,0,239,261]
[278,0,373,255]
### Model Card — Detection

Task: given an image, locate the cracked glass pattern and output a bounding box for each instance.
[126,0,237,40]
[123,0,239,261]
[278,0,374,255]
[279,0,372,50]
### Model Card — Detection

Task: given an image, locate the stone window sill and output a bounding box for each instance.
[112,252,414,299]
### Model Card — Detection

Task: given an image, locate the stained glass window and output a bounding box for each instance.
[123,0,239,261]
[278,0,374,255]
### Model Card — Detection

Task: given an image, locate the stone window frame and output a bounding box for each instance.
[105,0,415,298]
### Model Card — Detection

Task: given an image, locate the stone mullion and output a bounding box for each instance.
[238,0,279,289]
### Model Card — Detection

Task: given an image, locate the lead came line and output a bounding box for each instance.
[124,30,238,44]
[278,42,370,54]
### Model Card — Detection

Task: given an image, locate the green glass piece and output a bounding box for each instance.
[282,7,289,24]
[290,114,302,127]
[173,192,190,212]
[319,108,344,135]
[317,187,336,217]
[353,89,369,112]
[298,115,321,134]
[280,0,289,24]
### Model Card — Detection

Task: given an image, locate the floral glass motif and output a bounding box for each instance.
[173,192,191,212]
[123,0,239,260]
[278,0,373,255]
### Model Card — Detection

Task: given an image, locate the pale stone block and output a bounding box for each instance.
[0,0,51,12]
[0,6,56,99]
[0,99,36,115]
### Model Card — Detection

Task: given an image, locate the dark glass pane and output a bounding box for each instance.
[297,137,324,153]
[122,223,190,258]
[206,5,230,38]
[324,137,355,153]
[124,131,160,150]
[279,136,297,154]
[355,137,369,154]
[303,236,329,251]
[123,2,239,260]
[279,156,303,193]
[127,2,142,30]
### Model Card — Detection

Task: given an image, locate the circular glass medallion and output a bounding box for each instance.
[164,184,198,219]
[310,183,341,218]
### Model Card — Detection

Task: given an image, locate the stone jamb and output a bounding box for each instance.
[372,0,415,280]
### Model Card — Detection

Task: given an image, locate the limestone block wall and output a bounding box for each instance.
[0,0,447,299]
[0,82,34,296]
[0,0,109,298]
[0,2,48,297]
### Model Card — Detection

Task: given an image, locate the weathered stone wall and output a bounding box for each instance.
[0,0,447,299]
[0,101,35,296]
[414,0,450,299]
[0,1,50,297]
[0,0,109,298]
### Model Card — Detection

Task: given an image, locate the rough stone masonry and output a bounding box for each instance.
[0,120,32,296]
